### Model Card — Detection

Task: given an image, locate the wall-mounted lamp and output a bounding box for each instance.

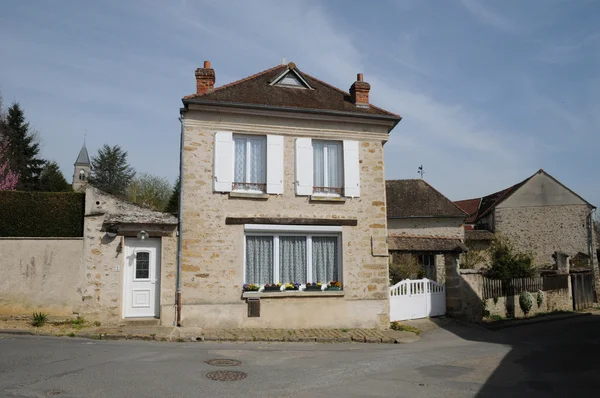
[137,230,149,240]
[106,225,118,238]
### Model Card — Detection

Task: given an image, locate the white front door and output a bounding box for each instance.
[123,238,161,318]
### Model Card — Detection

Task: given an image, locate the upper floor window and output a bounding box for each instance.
[313,141,343,196]
[295,138,360,198]
[213,131,284,195]
[233,135,266,193]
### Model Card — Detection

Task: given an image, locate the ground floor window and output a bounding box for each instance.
[245,231,340,285]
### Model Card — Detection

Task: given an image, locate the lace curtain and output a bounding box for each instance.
[279,236,307,283]
[234,136,265,184]
[245,236,273,284]
[313,141,342,189]
[312,237,338,282]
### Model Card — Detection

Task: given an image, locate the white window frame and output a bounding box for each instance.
[233,134,267,193]
[243,225,342,287]
[313,140,343,197]
[133,250,151,282]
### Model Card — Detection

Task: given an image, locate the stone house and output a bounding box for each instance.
[454,169,598,294]
[179,61,401,329]
[386,179,467,283]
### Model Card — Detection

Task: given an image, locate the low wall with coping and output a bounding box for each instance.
[445,264,573,322]
[0,237,84,316]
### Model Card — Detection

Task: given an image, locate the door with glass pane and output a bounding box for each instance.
[123,238,161,318]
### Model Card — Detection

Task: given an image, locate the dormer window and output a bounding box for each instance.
[270,63,313,90]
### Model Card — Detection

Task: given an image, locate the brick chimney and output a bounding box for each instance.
[195,60,215,95]
[350,73,370,108]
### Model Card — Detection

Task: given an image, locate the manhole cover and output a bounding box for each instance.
[205,370,248,381]
[205,358,242,367]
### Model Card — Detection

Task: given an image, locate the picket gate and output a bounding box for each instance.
[390,278,446,321]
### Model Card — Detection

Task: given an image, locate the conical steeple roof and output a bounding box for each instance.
[75,144,90,165]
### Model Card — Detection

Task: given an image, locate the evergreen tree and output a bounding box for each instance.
[1,103,45,190]
[165,176,180,214]
[39,161,71,192]
[89,144,135,195]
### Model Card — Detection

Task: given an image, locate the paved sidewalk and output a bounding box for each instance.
[0,319,421,344]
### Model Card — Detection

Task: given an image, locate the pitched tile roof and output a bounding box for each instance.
[388,235,468,252]
[183,63,401,120]
[454,198,480,224]
[386,179,468,219]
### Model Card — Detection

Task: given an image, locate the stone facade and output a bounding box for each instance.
[387,218,464,239]
[494,205,591,267]
[180,107,393,329]
[78,188,177,325]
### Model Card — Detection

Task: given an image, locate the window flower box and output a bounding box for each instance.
[327,281,342,291]
[305,282,323,291]
[284,282,300,291]
[243,283,260,292]
[263,283,282,292]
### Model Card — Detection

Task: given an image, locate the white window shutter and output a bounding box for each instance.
[266,135,284,194]
[213,131,234,192]
[343,140,360,197]
[295,137,313,196]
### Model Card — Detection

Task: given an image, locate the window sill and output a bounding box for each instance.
[242,291,345,299]
[229,191,269,200]
[310,195,346,203]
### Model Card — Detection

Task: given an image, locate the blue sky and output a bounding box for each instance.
[1,0,599,206]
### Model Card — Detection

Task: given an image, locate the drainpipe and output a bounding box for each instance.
[175,115,185,326]
[588,207,598,301]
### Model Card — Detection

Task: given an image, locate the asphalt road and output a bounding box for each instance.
[1,314,599,397]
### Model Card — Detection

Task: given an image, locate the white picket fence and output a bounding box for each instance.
[390,278,446,321]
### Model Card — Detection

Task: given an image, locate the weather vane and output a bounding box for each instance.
[417,165,424,179]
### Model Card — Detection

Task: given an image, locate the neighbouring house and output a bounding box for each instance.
[179,61,401,329]
[386,179,468,283]
[454,169,599,296]
[0,147,178,324]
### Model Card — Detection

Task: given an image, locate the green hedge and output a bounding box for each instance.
[0,191,85,237]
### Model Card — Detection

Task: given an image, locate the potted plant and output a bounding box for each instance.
[243,283,260,292]
[305,282,322,291]
[284,282,300,291]
[263,283,282,292]
[327,281,342,291]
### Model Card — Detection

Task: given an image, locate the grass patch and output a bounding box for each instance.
[67,332,76,338]
[390,321,421,335]
[340,328,350,333]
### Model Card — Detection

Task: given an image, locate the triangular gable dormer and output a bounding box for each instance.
[269,62,313,90]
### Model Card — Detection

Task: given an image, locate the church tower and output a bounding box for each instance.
[72,144,91,191]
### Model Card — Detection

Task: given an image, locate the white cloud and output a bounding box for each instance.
[460,0,518,32]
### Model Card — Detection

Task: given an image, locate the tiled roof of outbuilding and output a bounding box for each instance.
[386,179,467,219]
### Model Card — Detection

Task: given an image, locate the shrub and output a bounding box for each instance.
[0,191,84,237]
[484,236,535,281]
[519,291,533,316]
[537,290,544,308]
[31,312,48,327]
[389,253,423,285]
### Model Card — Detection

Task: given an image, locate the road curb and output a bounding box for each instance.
[484,311,592,330]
